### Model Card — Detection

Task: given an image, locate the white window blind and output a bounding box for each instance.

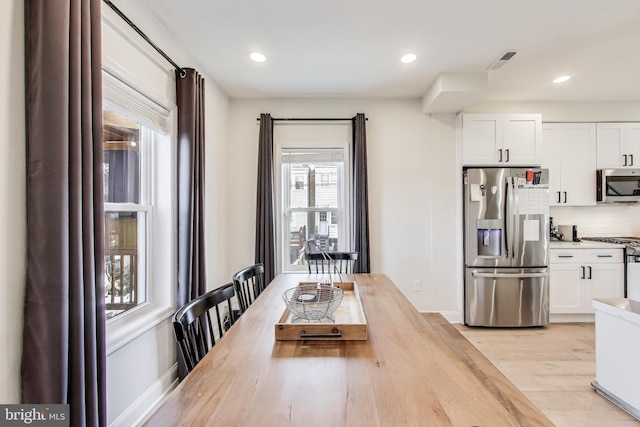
[102,57,174,134]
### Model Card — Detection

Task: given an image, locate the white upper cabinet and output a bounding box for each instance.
[461,114,542,166]
[596,123,640,169]
[540,123,596,206]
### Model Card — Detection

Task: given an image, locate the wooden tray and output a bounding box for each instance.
[275,281,367,341]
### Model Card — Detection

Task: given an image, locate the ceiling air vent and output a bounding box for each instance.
[487,51,518,70]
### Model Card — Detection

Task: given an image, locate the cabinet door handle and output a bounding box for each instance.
[505,149,510,162]
[597,254,613,258]
[581,266,585,279]
[557,191,561,203]
[630,154,634,166]
[588,266,592,280]
[558,255,574,258]
[498,149,503,162]
[563,192,567,203]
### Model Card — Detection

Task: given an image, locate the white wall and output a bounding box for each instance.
[465,100,640,122]
[227,99,460,316]
[204,78,231,288]
[0,0,25,404]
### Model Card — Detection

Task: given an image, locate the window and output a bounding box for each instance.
[102,58,176,352]
[103,111,151,318]
[278,146,352,272]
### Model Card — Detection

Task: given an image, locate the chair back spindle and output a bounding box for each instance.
[305,252,359,274]
[232,263,266,314]
[173,282,236,374]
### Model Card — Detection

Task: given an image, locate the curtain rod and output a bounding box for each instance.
[102,0,186,78]
[256,117,367,122]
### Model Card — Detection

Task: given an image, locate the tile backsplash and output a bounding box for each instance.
[551,205,640,237]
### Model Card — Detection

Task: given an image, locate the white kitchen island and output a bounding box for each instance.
[592,298,640,421]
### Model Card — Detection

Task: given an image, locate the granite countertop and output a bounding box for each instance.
[550,240,626,249]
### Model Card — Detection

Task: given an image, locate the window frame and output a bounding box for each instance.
[275,141,353,274]
[102,59,177,355]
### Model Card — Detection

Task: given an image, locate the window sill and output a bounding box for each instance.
[106,304,175,355]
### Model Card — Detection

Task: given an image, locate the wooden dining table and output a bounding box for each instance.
[143,274,553,426]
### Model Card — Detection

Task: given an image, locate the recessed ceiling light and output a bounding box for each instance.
[250,52,266,63]
[401,53,416,64]
[553,75,571,84]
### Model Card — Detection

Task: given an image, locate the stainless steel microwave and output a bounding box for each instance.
[597,169,640,203]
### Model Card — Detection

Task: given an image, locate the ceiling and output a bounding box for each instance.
[118,0,640,103]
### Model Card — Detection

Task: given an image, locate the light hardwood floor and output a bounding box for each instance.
[453,322,639,426]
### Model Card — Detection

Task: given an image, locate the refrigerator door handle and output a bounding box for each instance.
[510,176,520,260]
[504,177,511,258]
[472,272,550,278]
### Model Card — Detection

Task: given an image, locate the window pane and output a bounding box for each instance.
[286,210,344,266]
[103,110,147,318]
[104,211,146,318]
[103,111,140,203]
[288,163,339,208]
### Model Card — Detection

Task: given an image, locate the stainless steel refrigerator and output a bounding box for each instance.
[463,167,550,327]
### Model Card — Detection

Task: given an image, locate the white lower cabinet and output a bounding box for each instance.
[550,248,624,314]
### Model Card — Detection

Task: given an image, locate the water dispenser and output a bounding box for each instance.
[476,219,503,257]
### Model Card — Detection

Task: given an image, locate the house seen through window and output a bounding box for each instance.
[280,147,351,272]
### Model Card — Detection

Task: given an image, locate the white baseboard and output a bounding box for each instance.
[550,313,595,323]
[110,364,178,427]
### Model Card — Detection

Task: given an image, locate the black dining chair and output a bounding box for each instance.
[173,282,236,374]
[232,263,266,314]
[306,251,359,274]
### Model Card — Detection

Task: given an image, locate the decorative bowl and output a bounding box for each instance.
[282,284,344,322]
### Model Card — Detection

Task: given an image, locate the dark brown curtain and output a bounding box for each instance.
[255,113,276,285]
[22,0,106,426]
[176,68,206,306]
[176,68,206,380]
[176,68,207,380]
[352,113,370,273]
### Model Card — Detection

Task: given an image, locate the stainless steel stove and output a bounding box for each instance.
[583,237,640,300]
